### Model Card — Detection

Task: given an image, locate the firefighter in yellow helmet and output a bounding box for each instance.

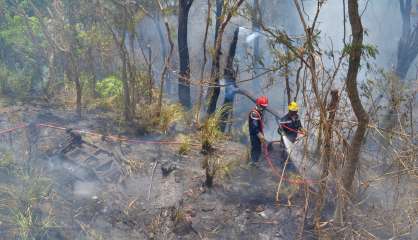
[278,101,304,143]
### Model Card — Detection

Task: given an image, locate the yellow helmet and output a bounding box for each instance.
[288,101,299,112]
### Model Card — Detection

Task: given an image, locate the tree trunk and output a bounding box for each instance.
[382,0,418,134]
[108,9,132,122]
[342,0,369,195]
[154,15,168,64]
[87,47,98,98]
[251,0,261,89]
[153,14,170,94]
[121,50,132,122]
[314,90,339,230]
[214,0,223,50]
[206,0,224,116]
[220,28,239,132]
[396,0,418,80]
[68,2,81,118]
[45,49,56,98]
[284,48,291,104]
[74,72,82,117]
[206,0,245,116]
[158,21,175,116]
[147,46,153,103]
[178,0,194,109]
[196,0,212,123]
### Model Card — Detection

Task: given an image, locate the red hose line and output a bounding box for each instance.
[0,124,28,136]
[262,143,320,185]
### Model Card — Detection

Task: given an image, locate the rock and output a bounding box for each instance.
[201,203,216,212]
[255,205,265,213]
[257,211,268,219]
[161,162,176,177]
[184,205,196,217]
[173,220,194,236]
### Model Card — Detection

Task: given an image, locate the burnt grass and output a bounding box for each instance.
[0,103,321,240]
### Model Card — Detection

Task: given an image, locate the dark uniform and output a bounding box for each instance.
[279,113,302,143]
[248,108,264,163]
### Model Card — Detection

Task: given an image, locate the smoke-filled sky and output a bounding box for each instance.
[137,0,413,137]
[314,0,405,72]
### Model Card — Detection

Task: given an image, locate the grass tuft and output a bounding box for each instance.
[200,106,228,154]
[177,134,192,155]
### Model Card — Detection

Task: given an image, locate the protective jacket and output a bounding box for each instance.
[249,108,264,136]
[248,108,264,163]
[279,113,302,142]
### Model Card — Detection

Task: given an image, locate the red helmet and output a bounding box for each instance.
[256,96,269,107]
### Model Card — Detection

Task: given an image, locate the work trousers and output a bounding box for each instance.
[250,134,262,163]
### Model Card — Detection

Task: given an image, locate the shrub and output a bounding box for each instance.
[200,106,228,153]
[96,75,123,98]
[158,103,184,134]
[136,101,185,134]
[177,134,191,155]
[90,75,124,111]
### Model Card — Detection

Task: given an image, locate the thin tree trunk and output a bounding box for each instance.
[314,90,339,230]
[147,46,153,103]
[68,2,81,118]
[153,14,170,93]
[154,14,168,63]
[205,0,224,116]
[108,6,133,122]
[158,21,174,116]
[213,0,223,50]
[74,71,82,117]
[382,0,418,135]
[87,47,98,98]
[45,49,56,99]
[206,0,245,116]
[178,0,194,109]
[396,0,418,80]
[121,51,131,121]
[196,0,212,123]
[284,48,291,104]
[251,0,261,89]
[220,28,239,132]
[342,0,369,195]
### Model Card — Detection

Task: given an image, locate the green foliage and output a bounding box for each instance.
[0,63,32,98]
[89,75,124,110]
[96,75,123,98]
[0,15,42,51]
[342,43,379,59]
[0,6,45,98]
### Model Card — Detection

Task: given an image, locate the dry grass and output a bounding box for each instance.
[177,134,192,155]
[0,170,55,240]
[136,101,185,134]
[0,150,16,174]
[200,106,227,153]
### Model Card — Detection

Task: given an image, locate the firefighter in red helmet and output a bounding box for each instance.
[248,96,268,165]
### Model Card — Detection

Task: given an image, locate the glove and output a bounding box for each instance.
[299,128,307,136]
[257,133,266,144]
[277,127,283,136]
